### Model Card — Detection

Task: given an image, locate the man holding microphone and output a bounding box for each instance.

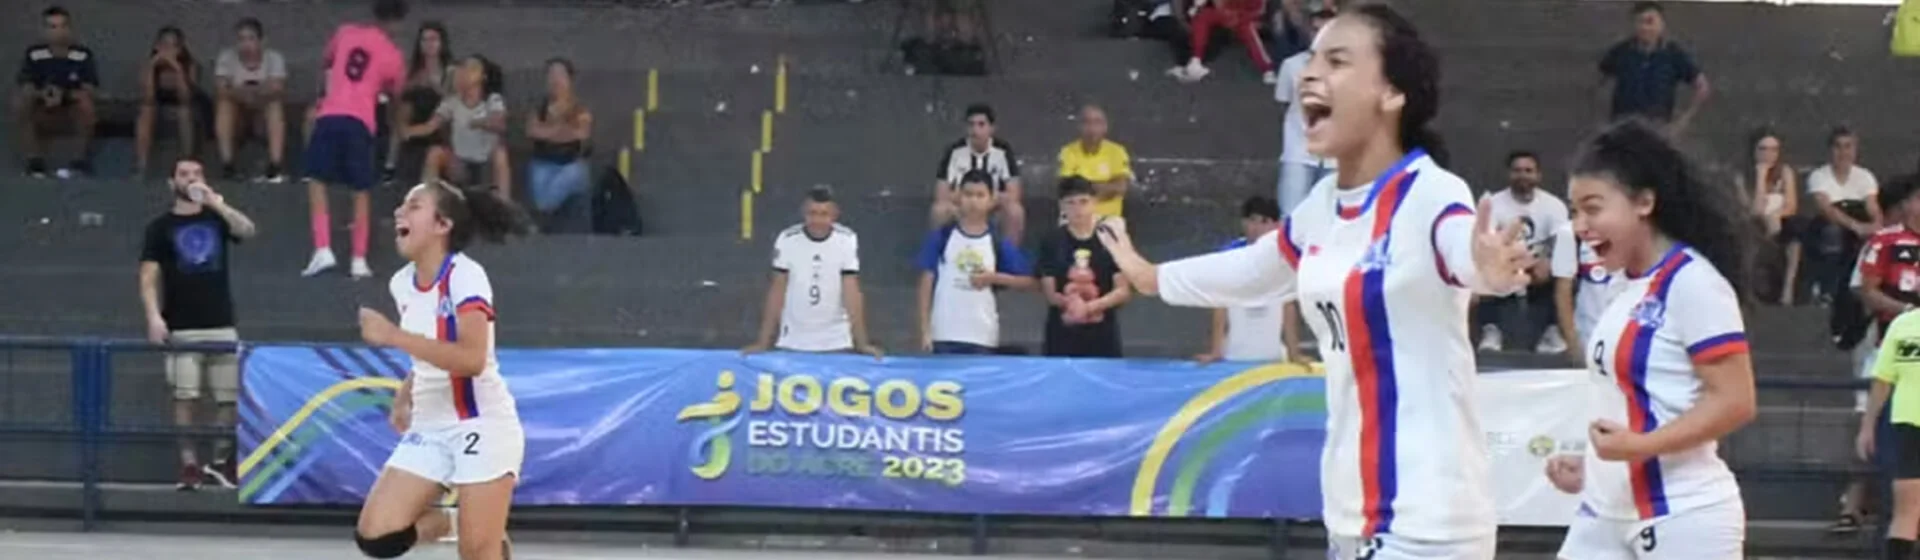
[139,156,257,491]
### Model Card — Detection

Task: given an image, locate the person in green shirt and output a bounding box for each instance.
[1859,308,1920,559]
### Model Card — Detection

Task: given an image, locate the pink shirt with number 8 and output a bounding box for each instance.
[316,23,404,132]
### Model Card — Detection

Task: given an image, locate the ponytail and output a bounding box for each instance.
[429,181,528,252]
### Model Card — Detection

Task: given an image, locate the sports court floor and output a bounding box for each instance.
[0,532,1125,560]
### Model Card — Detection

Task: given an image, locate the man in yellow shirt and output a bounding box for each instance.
[1861,307,1920,559]
[1057,105,1132,219]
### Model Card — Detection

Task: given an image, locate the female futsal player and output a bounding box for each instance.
[1097,5,1533,559]
[1544,120,1759,560]
[353,181,526,559]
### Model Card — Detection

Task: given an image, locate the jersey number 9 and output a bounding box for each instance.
[808,283,822,306]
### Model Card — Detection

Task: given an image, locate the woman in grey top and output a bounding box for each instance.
[403,55,511,198]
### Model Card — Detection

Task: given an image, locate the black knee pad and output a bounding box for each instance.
[354,526,417,559]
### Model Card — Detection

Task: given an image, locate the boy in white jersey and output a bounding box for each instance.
[1552,220,1625,365]
[353,180,527,560]
[1095,7,1537,558]
[744,187,882,358]
[1195,195,1303,364]
[1546,121,1758,560]
[917,170,1036,354]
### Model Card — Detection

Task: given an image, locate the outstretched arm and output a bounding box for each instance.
[1100,219,1297,308]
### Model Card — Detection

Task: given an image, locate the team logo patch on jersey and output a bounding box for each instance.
[1584,265,1610,284]
[436,296,454,317]
[1528,435,1556,458]
[1630,297,1666,330]
[1355,238,1392,272]
[1897,338,1920,362]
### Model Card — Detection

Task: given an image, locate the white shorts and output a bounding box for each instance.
[1556,498,1745,560]
[385,419,525,487]
[1326,532,1495,560]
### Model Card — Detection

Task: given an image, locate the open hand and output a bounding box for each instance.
[1858,425,1877,463]
[1471,199,1533,294]
[1093,217,1133,254]
[855,343,885,361]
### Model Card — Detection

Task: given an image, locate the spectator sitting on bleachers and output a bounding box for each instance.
[138,157,257,492]
[1740,127,1803,305]
[13,6,98,179]
[1194,195,1300,364]
[136,26,208,178]
[213,18,289,184]
[1595,1,1710,132]
[1808,126,1881,305]
[405,54,511,198]
[743,187,881,358]
[931,104,1026,243]
[1271,7,1334,214]
[526,57,594,233]
[384,21,454,185]
[1272,0,1337,58]
[916,170,1035,355]
[1037,177,1131,358]
[1475,151,1569,354]
[1056,104,1132,220]
[1168,0,1276,84]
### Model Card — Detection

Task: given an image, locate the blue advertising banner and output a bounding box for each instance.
[236,347,1326,518]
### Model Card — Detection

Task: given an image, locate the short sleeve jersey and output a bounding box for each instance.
[916,224,1030,348]
[938,138,1020,191]
[317,23,406,132]
[1057,140,1133,218]
[1859,226,1920,329]
[389,253,517,430]
[1580,245,1747,522]
[1873,311,1920,427]
[17,44,98,94]
[773,223,861,351]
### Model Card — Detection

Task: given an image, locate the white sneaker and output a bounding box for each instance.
[1536,328,1568,354]
[1262,70,1278,85]
[1180,60,1209,83]
[350,258,373,280]
[301,249,337,277]
[1478,325,1504,352]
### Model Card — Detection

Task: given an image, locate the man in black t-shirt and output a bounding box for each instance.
[12,6,98,178]
[138,157,257,491]
[1036,177,1132,357]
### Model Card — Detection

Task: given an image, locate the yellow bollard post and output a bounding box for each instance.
[775,57,787,114]
[619,148,632,182]
[740,190,754,241]
[752,151,764,194]
[632,108,646,151]
[761,111,774,153]
[647,69,659,112]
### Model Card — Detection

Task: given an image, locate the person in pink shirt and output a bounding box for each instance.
[303,0,409,280]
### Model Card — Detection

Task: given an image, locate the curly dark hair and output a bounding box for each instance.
[423,181,528,252]
[1571,120,1760,303]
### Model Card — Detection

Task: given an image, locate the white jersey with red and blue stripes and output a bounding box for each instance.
[1155,150,1497,541]
[389,252,518,430]
[1580,245,1747,521]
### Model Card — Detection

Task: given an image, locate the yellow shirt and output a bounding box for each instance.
[1874,310,1920,427]
[1058,140,1133,218]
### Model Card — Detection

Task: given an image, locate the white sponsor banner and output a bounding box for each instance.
[1478,368,1590,527]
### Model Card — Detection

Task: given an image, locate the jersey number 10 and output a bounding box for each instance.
[1315,301,1347,352]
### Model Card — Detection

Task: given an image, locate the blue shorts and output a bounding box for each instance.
[304,115,376,191]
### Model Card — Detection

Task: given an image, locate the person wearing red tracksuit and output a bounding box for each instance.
[1170,0,1277,84]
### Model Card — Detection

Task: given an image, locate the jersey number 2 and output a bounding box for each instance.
[1591,340,1608,376]
[1315,301,1347,352]
[463,432,480,455]
[343,48,371,82]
